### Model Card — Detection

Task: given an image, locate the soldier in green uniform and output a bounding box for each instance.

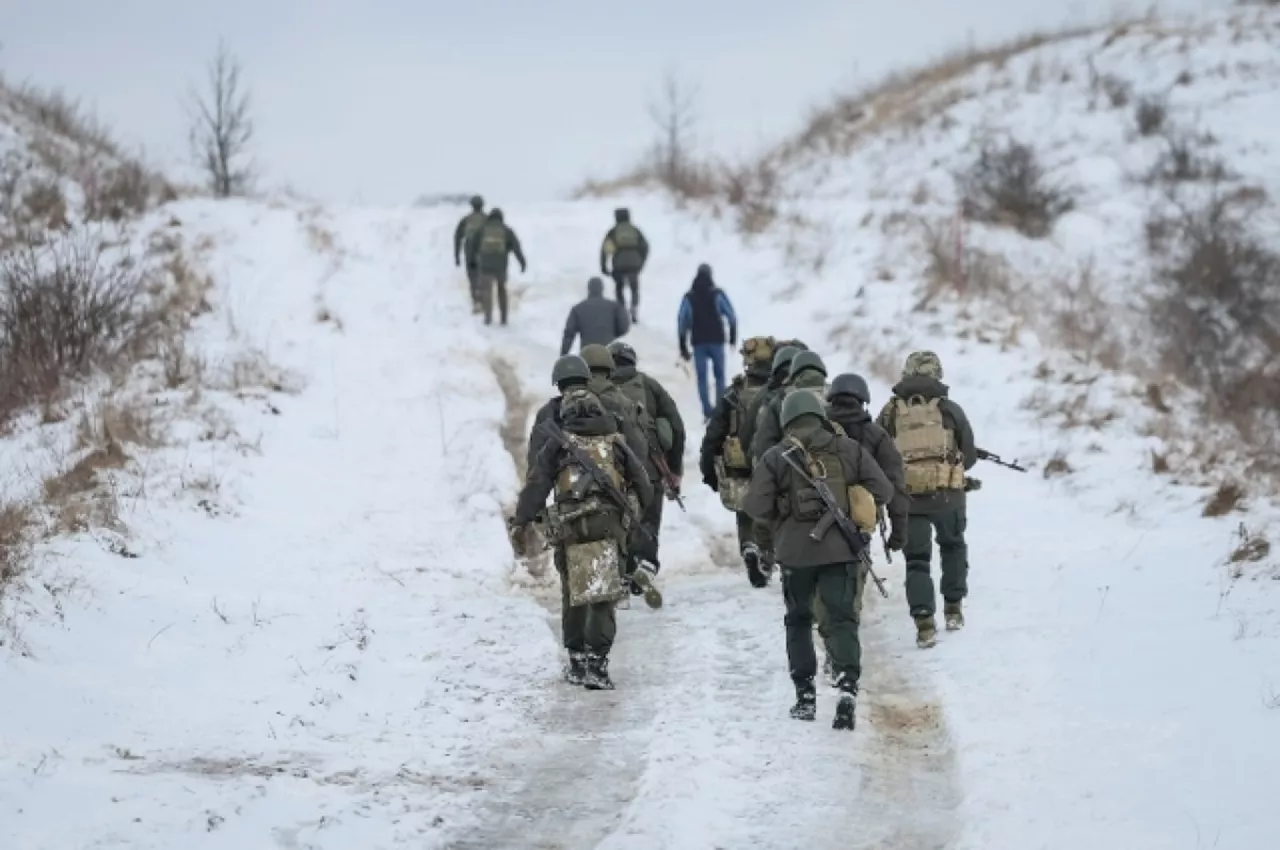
[464,208,526,326]
[600,208,650,322]
[453,195,488,314]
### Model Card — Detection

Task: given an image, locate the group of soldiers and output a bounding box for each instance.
[506,329,989,730]
[701,338,980,728]
[454,198,650,327]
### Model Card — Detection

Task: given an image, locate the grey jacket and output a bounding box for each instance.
[743,421,894,568]
[561,277,631,355]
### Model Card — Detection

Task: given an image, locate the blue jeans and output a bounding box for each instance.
[693,343,726,419]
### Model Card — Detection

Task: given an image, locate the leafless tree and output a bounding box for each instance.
[647,71,699,189]
[187,40,254,198]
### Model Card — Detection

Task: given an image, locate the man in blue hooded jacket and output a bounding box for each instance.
[678,263,737,421]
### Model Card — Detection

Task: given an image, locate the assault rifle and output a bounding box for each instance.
[537,420,654,543]
[976,448,1027,472]
[652,453,686,512]
[877,509,892,564]
[779,446,889,599]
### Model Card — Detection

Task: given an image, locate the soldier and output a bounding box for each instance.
[743,392,894,729]
[578,344,663,603]
[607,340,685,576]
[510,377,654,690]
[699,335,776,587]
[453,195,488,314]
[826,373,909,614]
[876,351,977,648]
[464,207,526,326]
[561,276,631,355]
[739,341,806,462]
[600,208,649,322]
[750,350,829,463]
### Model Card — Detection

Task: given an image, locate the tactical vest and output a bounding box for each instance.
[477,222,508,271]
[722,377,764,472]
[785,436,877,533]
[892,395,965,494]
[609,223,643,272]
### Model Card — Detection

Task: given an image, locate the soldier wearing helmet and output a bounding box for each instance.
[453,195,488,313]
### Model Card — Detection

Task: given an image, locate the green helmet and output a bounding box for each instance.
[780,389,828,429]
[903,350,943,380]
[469,195,483,210]
[607,340,637,366]
[551,354,590,386]
[580,343,615,374]
[775,338,808,352]
[771,346,800,375]
[788,351,827,381]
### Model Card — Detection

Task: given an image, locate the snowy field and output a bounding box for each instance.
[3,7,1280,849]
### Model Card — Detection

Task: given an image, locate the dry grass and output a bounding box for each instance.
[1042,450,1073,478]
[0,501,34,595]
[1228,528,1270,564]
[1203,481,1245,517]
[957,138,1076,238]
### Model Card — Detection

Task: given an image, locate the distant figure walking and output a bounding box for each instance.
[464,208,526,326]
[678,263,738,420]
[453,195,488,314]
[561,276,632,355]
[600,208,649,323]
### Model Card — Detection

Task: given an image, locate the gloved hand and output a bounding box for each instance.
[729,329,737,347]
[965,477,983,492]
[455,256,461,267]
[601,264,609,276]
[887,521,907,552]
[520,260,527,273]
[679,341,692,362]
[507,518,534,558]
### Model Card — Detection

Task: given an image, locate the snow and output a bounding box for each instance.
[3,5,1280,849]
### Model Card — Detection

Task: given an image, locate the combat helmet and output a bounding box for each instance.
[788,351,827,381]
[580,344,616,374]
[780,390,829,429]
[741,335,774,367]
[902,350,943,380]
[771,346,800,376]
[560,386,606,421]
[551,354,590,387]
[607,340,637,366]
[828,373,871,405]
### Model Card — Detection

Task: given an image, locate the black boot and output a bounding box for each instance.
[563,652,586,686]
[583,653,614,690]
[833,679,857,731]
[789,679,816,721]
[743,543,768,588]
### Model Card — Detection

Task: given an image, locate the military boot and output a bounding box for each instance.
[789,679,817,721]
[743,543,768,588]
[944,600,964,631]
[915,614,938,649]
[630,561,663,609]
[563,652,587,686]
[833,682,857,731]
[583,654,614,690]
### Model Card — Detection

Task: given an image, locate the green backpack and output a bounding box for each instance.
[477,222,508,271]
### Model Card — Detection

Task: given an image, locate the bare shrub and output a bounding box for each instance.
[83,162,154,223]
[1134,95,1168,136]
[0,233,154,423]
[1048,260,1122,368]
[721,158,780,234]
[187,40,256,197]
[1203,481,1245,517]
[957,139,1075,238]
[1151,450,1170,474]
[1146,128,1229,184]
[1043,451,1073,478]
[1228,527,1270,564]
[3,82,121,159]
[0,501,34,594]
[1146,189,1280,454]
[1096,73,1133,108]
[19,179,70,232]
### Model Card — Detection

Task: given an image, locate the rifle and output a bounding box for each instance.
[976,448,1027,472]
[779,445,889,599]
[536,420,654,543]
[877,509,892,564]
[651,453,686,512]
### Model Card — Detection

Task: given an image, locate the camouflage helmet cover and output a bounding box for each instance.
[560,386,606,421]
[607,340,637,365]
[903,350,943,380]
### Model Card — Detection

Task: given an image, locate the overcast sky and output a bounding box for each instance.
[2,0,1227,204]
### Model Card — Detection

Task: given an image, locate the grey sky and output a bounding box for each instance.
[3,0,1226,204]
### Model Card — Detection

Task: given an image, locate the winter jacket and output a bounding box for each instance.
[740,370,786,465]
[677,270,737,347]
[513,408,653,526]
[743,420,894,568]
[827,400,909,531]
[454,210,487,266]
[560,278,631,355]
[875,376,976,516]
[612,365,686,475]
[464,212,526,276]
[600,217,650,274]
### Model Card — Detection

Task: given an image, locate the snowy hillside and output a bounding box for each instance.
[3,6,1280,849]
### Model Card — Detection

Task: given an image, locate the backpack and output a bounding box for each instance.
[615,373,668,452]
[891,395,965,494]
[722,377,764,472]
[612,222,641,249]
[477,222,508,270]
[552,389,628,541]
[784,436,878,535]
[462,210,486,239]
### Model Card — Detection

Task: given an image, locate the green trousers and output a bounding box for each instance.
[555,548,616,655]
[903,507,968,617]
[782,563,861,686]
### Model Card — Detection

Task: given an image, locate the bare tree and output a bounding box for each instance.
[187,40,254,198]
[647,71,699,189]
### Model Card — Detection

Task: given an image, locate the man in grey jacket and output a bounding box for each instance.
[561,276,632,355]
